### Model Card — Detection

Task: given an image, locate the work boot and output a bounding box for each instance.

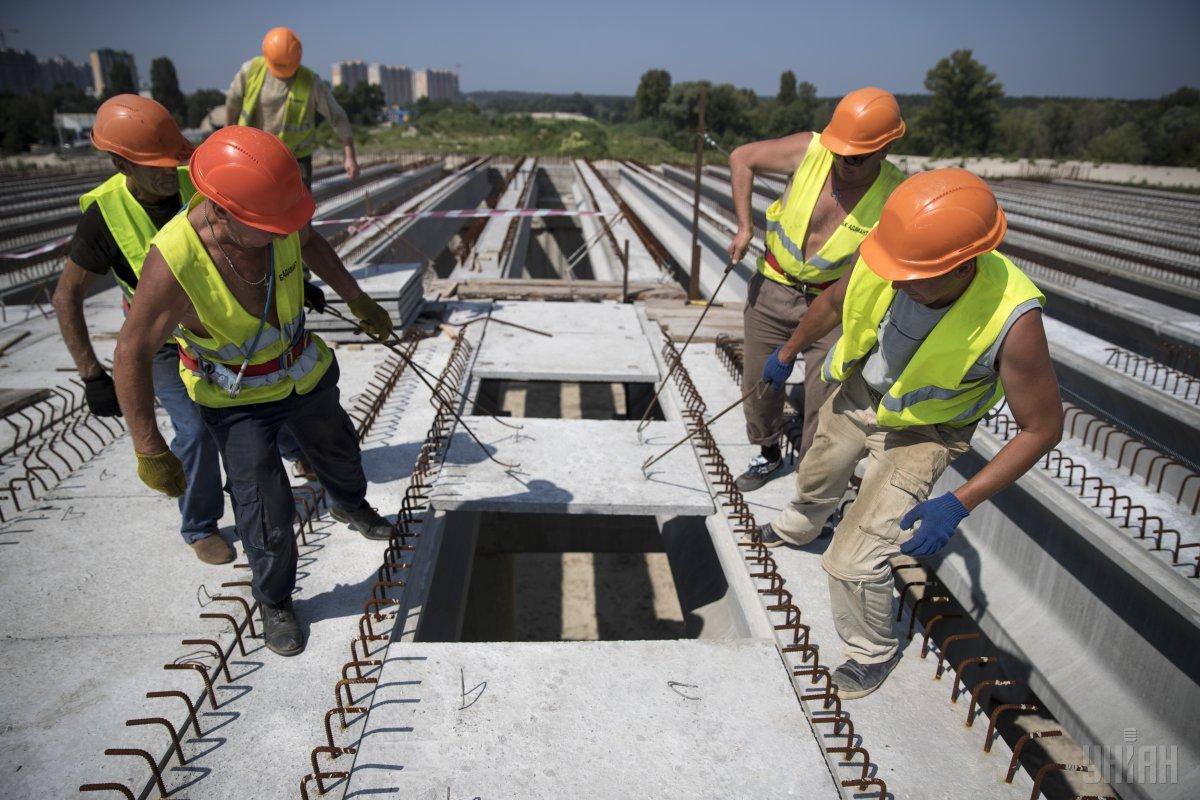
[261,598,305,657]
[734,453,785,492]
[330,502,396,541]
[190,532,235,565]
[747,522,818,549]
[291,458,317,481]
[831,655,901,700]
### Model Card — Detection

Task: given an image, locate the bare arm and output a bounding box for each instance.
[775,263,852,362]
[113,247,191,454]
[726,131,812,261]
[314,79,359,179]
[299,226,362,301]
[52,260,104,379]
[954,311,1063,510]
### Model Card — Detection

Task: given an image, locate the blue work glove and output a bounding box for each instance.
[899,492,969,557]
[761,345,795,392]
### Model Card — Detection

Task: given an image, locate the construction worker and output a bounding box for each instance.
[225,26,359,187]
[755,169,1064,699]
[727,87,907,492]
[113,126,396,657]
[52,95,234,565]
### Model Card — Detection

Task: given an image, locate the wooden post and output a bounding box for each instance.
[688,83,708,303]
[622,239,630,303]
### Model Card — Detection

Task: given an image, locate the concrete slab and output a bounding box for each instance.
[342,639,840,800]
[489,299,644,335]
[430,418,714,517]
[472,324,659,382]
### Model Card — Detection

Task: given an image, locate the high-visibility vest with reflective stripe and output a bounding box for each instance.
[821,250,1045,429]
[238,57,317,158]
[152,192,332,408]
[760,133,904,288]
[78,168,196,300]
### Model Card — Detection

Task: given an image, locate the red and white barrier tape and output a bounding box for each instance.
[0,235,71,261]
[314,207,609,232]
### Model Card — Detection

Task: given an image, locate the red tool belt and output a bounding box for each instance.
[178,333,311,378]
[764,250,837,295]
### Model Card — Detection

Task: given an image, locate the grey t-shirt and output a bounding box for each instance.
[860,292,1042,397]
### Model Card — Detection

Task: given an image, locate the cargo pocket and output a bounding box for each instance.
[230,479,268,551]
[870,466,931,545]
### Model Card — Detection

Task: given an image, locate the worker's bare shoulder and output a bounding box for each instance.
[997,308,1049,371]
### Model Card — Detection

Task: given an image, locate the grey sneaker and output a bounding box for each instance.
[832,655,901,699]
[734,454,785,492]
[331,503,396,541]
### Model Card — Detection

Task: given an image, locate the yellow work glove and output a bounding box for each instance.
[348,294,394,342]
[136,449,186,498]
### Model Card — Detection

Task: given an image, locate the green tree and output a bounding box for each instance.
[102,60,137,99]
[1084,122,1147,164]
[150,57,187,122]
[185,88,226,128]
[1036,102,1075,158]
[633,69,671,119]
[921,49,1004,155]
[659,81,754,149]
[333,82,385,125]
[777,70,797,104]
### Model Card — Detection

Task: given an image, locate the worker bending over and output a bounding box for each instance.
[114,127,396,656]
[53,95,233,564]
[728,87,907,492]
[757,169,1063,699]
[225,26,359,186]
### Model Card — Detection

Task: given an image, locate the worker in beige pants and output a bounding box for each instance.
[773,370,972,664]
[727,87,907,491]
[756,169,1063,698]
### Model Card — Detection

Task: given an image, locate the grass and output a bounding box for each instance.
[317,108,713,165]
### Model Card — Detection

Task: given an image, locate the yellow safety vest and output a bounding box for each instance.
[79,168,196,300]
[821,250,1045,429]
[152,193,332,408]
[760,133,904,289]
[238,56,317,158]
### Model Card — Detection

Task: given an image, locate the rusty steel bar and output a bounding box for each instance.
[126,717,185,766]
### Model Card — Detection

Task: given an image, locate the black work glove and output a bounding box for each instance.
[303,280,327,313]
[83,371,122,417]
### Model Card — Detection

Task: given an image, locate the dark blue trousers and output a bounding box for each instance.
[198,357,367,605]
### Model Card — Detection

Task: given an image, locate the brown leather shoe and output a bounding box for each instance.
[190,533,235,565]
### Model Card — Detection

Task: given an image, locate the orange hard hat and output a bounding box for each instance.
[860,168,1007,282]
[189,126,314,235]
[821,87,906,156]
[91,94,193,167]
[261,27,302,78]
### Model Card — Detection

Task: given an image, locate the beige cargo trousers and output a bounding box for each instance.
[742,272,840,455]
[770,370,974,664]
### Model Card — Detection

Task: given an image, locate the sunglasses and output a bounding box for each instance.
[836,150,880,166]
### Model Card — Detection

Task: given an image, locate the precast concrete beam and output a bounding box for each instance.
[465,158,539,278]
[615,164,755,303]
[574,159,664,283]
[661,162,771,228]
[340,158,491,266]
[933,430,1200,800]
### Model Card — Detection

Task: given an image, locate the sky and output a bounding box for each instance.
[6,0,1199,99]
